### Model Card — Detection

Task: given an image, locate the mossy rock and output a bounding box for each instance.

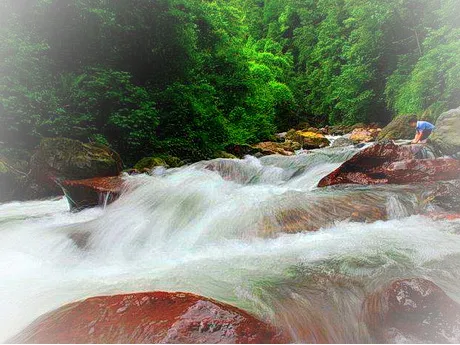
[286,130,330,149]
[378,114,416,141]
[214,151,238,159]
[30,138,122,181]
[0,155,29,202]
[431,107,460,156]
[134,157,168,171]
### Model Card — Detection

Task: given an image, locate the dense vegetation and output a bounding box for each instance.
[1,0,459,163]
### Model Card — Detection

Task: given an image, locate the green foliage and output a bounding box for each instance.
[1,0,458,163]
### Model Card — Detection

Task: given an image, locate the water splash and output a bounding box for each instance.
[0,148,459,342]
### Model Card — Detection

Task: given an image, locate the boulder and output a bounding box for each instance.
[363,278,460,343]
[134,157,168,171]
[349,127,381,144]
[431,106,460,156]
[0,148,60,202]
[253,141,301,156]
[378,114,416,141]
[9,292,288,344]
[384,157,460,184]
[225,144,263,159]
[214,151,238,159]
[0,154,28,203]
[285,130,330,149]
[61,176,125,211]
[30,138,123,190]
[317,141,455,187]
[330,137,354,148]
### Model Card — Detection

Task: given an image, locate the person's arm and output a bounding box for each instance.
[412,131,422,144]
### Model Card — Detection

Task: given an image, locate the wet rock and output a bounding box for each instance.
[134,157,168,170]
[425,212,460,221]
[253,141,301,156]
[431,106,460,156]
[225,144,263,159]
[331,137,354,148]
[318,141,454,187]
[429,180,460,212]
[363,278,460,343]
[30,138,123,192]
[384,157,460,184]
[9,292,288,344]
[349,127,381,144]
[378,114,416,141]
[61,176,125,211]
[285,130,330,149]
[214,151,238,159]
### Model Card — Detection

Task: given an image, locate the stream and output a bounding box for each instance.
[1,145,460,343]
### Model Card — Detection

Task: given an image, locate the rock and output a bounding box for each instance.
[327,125,353,136]
[331,137,354,148]
[214,151,238,159]
[30,138,123,192]
[317,141,453,187]
[431,106,460,156]
[253,141,301,156]
[285,130,330,149]
[134,157,168,171]
[275,132,287,142]
[0,154,28,203]
[225,144,263,158]
[349,127,381,144]
[378,114,416,141]
[363,278,460,343]
[426,212,460,221]
[0,148,60,202]
[429,180,460,212]
[9,292,288,344]
[61,176,125,211]
[384,157,460,184]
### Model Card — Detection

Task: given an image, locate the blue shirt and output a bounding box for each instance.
[416,121,435,132]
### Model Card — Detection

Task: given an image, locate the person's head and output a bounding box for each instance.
[408,116,418,128]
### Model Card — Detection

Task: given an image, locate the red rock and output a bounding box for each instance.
[363,278,460,343]
[425,212,460,221]
[61,176,125,211]
[318,142,459,187]
[384,157,460,183]
[9,292,288,344]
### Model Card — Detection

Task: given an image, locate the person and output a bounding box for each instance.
[408,117,435,144]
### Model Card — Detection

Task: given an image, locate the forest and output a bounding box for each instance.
[1,0,459,164]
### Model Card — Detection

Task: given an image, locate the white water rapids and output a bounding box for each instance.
[1,145,460,343]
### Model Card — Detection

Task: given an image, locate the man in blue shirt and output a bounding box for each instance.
[408,117,435,144]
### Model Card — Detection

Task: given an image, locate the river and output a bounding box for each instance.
[1,145,460,342]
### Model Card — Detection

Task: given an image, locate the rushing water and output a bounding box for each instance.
[1,145,460,343]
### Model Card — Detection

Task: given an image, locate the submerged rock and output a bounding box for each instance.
[317,141,454,187]
[431,106,460,156]
[378,114,416,141]
[9,292,288,344]
[61,176,125,211]
[363,278,460,343]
